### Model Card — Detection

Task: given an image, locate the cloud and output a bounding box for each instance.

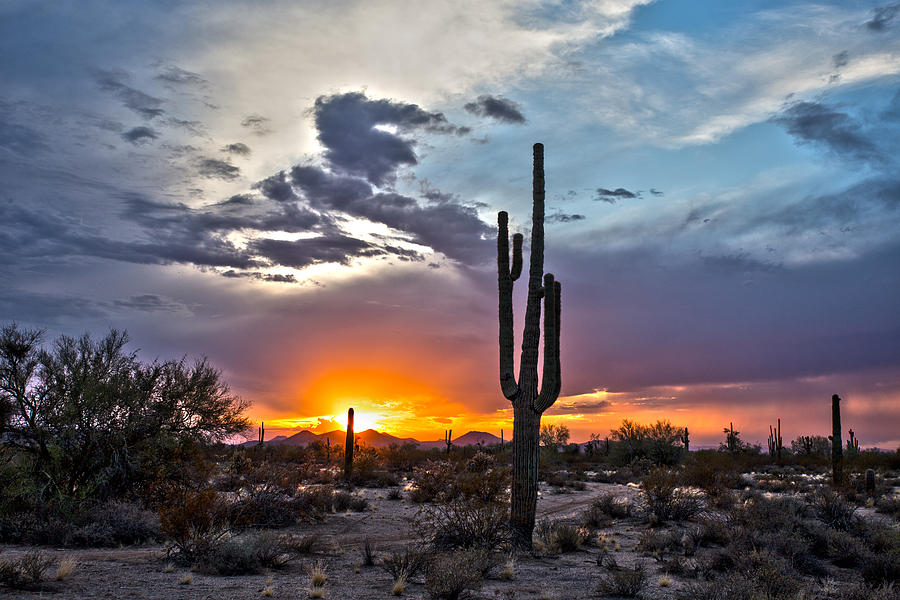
[121,126,158,144]
[92,68,165,119]
[154,65,208,87]
[649,188,664,197]
[594,187,639,203]
[220,270,298,283]
[197,158,240,180]
[241,114,270,135]
[113,294,192,314]
[0,120,47,155]
[771,101,883,166]
[463,94,526,123]
[254,171,296,202]
[223,142,251,156]
[290,165,492,265]
[312,92,467,185]
[250,235,383,269]
[867,2,899,31]
[546,212,585,223]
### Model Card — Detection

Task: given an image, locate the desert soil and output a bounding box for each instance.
[1,482,676,600]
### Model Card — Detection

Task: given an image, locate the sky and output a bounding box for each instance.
[1,0,899,447]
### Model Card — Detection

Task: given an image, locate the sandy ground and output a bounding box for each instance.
[0,482,675,600]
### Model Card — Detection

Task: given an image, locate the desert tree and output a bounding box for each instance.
[0,323,251,500]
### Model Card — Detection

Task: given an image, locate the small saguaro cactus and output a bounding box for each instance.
[258,421,264,446]
[831,394,843,485]
[681,427,690,454]
[768,419,782,460]
[865,468,876,494]
[847,429,859,453]
[497,143,562,548]
[344,408,355,478]
[444,430,452,454]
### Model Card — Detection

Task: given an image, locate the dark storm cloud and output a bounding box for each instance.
[771,101,882,165]
[546,212,585,223]
[312,92,467,185]
[250,235,383,269]
[121,126,158,144]
[867,2,899,31]
[92,69,165,119]
[594,187,638,203]
[220,270,298,283]
[197,158,240,180]
[254,171,296,202]
[649,188,664,196]
[289,166,492,264]
[463,95,526,124]
[241,114,270,135]
[223,142,251,155]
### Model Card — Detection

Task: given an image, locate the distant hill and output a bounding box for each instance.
[239,428,504,449]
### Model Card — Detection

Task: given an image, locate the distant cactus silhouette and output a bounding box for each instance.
[497,143,562,548]
[444,429,452,454]
[831,394,843,485]
[258,421,264,446]
[846,429,859,453]
[345,408,355,478]
[681,427,690,453]
[768,418,782,460]
[865,468,875,494]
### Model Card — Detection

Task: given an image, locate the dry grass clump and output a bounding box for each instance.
[500,555,515,580]
[535,519,586,553]
[55,556,77,581]
[308,559,327,586]
[391,574,406,596]
[381,544,429,581]
[0,550,52,589]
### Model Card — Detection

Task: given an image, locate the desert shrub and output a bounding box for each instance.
[861,549,900,587]
[535,519,585,553]
[158,487,230,563]
[298,485,336,515]
[281,532,324,555]
[387,487,403,500]
[410,461,457,503]
[456,465,510,504]
[642,469,705,523]
[195,531,291,575]
[677,453,743,494]
[675,574,753,600]
[875,495,900,520]
[595,564,646,598]
[227,487,306,528]
[419,498,510,551]
[69,500,160,546]
[583,494,615,527]
[638,529,682,555]
[825,529,871,567]
[808,487,857,530]
[361,537,376,566]
[466,451,494,473]
[425,550,483,600]
[381,544,430,581]
[380,443,429,473]
[695,515,731,547]
[0,550,51,589]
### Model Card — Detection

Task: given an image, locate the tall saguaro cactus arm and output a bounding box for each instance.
[535,274,561,413]
[498,211,523,400]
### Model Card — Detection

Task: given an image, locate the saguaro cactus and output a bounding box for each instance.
[344,407,355,478]
[831,394,843,485]
[681,427,690,453]
[768,419,782,460]
[258,421,264,446]
[498,143,562,548]
[444,429,452,454]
